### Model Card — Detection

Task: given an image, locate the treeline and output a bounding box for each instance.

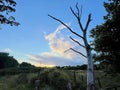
[0,52,35,69]
[0,52,41,76]
[0,52,18,69]
[55,64,100,70]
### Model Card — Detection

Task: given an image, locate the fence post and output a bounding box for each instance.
[73,70,76,83]
[67,82,72,90]
[81,75,84,84]
[97,77,102,89]
[34,79,40,90]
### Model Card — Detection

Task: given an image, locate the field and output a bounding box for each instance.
[0,69,120,90]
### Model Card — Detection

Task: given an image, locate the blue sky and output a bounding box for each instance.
[0,0,107,67]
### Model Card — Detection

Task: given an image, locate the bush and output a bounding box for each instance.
[16,73,28,84]
[48,70,70,90]
[37,69,70,90]
[38,69,50,86]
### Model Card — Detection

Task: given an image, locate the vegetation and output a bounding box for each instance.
[0,52,41,76]
[19,62,35,68]
[0,52,119,89]
[0,52,19,69]
[91,0,120,73]
[0,0,120,90]
[48,3,95,90]
[0,0,19,26]
[0,68,120,90]
[0,52,35,69]
[0,73,35,90]
[37,69,70,90]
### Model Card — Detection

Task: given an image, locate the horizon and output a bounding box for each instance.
[0,0,107,67]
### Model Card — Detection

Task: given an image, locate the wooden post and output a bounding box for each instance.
[67,82,72,90]
[34,79,40,90]
[73,70,76,83]
[81,75,84,84]
[97,77,102,89]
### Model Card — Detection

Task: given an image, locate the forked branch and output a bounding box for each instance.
[70,3,84,31]
[48,14,84,40]
[84,14,92,31]
[70,3,92,33]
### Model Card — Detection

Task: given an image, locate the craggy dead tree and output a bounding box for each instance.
[48,3,95,90]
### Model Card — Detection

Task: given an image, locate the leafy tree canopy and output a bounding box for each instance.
[19,62,35,68]
[0,0,19,26]
[91,0,120,72]
[0,52,19,69]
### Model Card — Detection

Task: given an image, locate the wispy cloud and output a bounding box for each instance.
[45,24,74,58]
[27,53,86,67]
[27,24,87,67]
[0,48,12,53]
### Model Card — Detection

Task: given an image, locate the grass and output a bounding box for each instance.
[0,69,120,90]
[0,73,37,90]
[95,71,120,88]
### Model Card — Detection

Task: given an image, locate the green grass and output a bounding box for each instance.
[0,69,120,90]
[0,73,37,90]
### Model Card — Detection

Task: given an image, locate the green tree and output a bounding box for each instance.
[19,62,35,68]
[0,52,19,69]
[0,0,19,26]
[91,0,120,73]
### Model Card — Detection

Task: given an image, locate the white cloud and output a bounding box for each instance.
[0,48,12,53]
[45,24,75,58]
[27,53,87,67]
[28,24,87,67]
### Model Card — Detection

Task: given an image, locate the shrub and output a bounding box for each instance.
[16,73,28,84]
[38,69,51,86]
[48,70,70,90]
[37,69,70,90]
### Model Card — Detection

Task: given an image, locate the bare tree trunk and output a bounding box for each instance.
[83,30,95,90]
[48,3,95,90]
[87,49,95,90]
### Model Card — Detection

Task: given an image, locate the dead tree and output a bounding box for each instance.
[48,3,95,90]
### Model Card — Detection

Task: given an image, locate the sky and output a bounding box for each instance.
[0,0,107,67]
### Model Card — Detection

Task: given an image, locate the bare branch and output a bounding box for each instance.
[70,7,78,19]
[70,48,87,58]
[80,5,83,18]
[65,48,87,58]
[70,36,85,48]
[64,48,71,53]
[77,18,84,31]
[70,5,84,31]
[84,14,92,31]
[48,14,84,39]
[76,2,80,17]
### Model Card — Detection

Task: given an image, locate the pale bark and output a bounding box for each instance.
[83,28,95,90]
[87,49,95,90]
[48,3,95,90]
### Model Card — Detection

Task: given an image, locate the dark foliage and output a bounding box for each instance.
[19,62,35,68]
[0,52,41,76]
[91,0,120,73]
[62,65,87,70]
[0,52,19,69]
[0,0,19,26]
[0,67,42,76]
[37,69,70,90]
[16,73,28,84]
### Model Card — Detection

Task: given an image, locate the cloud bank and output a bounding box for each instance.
[27,24,87,67]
